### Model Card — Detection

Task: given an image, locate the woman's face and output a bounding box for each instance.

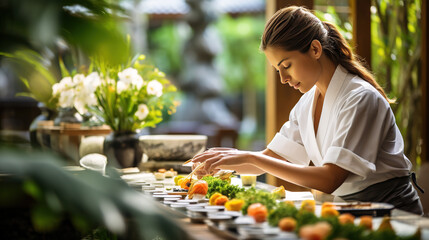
[264,45,321,93]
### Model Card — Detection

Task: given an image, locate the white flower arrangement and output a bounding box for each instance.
[51,55,179,131]
[52,73,101,115]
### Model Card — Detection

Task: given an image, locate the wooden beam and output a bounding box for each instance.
[422,0,429,163]
[265,0,313,191]
[350,0,372,69]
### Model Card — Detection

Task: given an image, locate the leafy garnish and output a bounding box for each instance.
[236,188,278,215]
[201,176,244,199]
[268,202,298,226]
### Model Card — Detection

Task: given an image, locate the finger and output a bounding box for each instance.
[207,155,237,173]
[192,162,210,177]
[191,151,219,163]
[196,168,207,177]
[203,155,224,173]
[192,162,199,170]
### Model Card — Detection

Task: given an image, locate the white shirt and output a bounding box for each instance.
[267,65,411,196]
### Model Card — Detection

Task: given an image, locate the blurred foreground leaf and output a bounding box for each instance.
[0,148,189,239]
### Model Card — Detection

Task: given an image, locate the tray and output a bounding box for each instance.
[335,202,394,217]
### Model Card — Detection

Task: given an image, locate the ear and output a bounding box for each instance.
[310,40,323,60]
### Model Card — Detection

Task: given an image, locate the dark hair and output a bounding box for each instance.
[261,6,393,103]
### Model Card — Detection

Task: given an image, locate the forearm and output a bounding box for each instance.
[235,149,286,174]
[230,164,266,175]
[249,152,348,194]
[229,150,266,175]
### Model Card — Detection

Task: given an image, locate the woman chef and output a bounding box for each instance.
[192,6,423,214]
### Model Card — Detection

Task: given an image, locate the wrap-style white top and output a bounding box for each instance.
[267,65,411,196]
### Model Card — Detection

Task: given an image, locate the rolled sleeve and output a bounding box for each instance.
[324,146,376,179]
[267,133,310,166]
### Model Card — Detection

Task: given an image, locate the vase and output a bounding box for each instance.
[53,107,81,126]
[103,131,143,168]
[29,102,56,148]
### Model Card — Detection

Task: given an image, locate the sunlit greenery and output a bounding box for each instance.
[146,15,267,150]
[371,0,422,166]
[215,15,267,149]
[147,22,185,78]
[215,15,266,92]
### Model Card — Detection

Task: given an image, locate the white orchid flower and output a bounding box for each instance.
[73,74,86,85]
[118,67,144,90]
[116,81,128,94]
[87,93,98,106]
[132,74,144,90]
[85,72,101,92]
[58,76,74,90]
[74,97,87,114]
[147,80,163,97]
[52,83,61,96]
[74,89,99,114]
[136,104,149,120]
[59,89,75,108]
[118,68,138,84]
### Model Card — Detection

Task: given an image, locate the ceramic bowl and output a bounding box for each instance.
[139,135,207,161]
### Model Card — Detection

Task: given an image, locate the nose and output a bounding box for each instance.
[280,74,291,85]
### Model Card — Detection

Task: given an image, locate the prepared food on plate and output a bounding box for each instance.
[271,185,286,198]
[300,199,316,213]
[322,202,394,217]
[142,171,421,240]
[247,203,268,223]
[154,172,165,180]
[359,216,372,230]
[225,199,245,211]
[278,217,296,232]
[188,180,208,199]
[338,213,355,225]
[214,195,229,206]
[320,206,339,218]
[178,178,191,190]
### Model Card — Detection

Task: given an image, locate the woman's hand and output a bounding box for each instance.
[191,148,254,177]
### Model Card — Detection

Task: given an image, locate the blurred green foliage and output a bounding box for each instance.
[0,0,129,65]
[147,22,185,78]
[0,0,130,109]
[314,7,353,42]
[146,15,267,150]
[215,15,267,149]
[371,0,422,166]
[0,148,188,239]
[0,50,58,109]
[147,15,266,94]
[215,15,266,93]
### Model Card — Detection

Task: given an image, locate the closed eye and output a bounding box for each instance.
[275,64,291,73]
[283,64,291,70]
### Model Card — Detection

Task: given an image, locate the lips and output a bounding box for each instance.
[293,83,300,89]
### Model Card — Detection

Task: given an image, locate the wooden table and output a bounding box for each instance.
[177,200,429,240]
[122,171,429,239]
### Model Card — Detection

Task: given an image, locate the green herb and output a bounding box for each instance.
[201,176,244,199]
[236,188,278,215]
[295,211,319,231]
[268,202,298,227]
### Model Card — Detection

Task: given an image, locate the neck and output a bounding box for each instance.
[315,55,337,98]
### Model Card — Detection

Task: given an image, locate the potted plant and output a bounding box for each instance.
[64,55,180,168]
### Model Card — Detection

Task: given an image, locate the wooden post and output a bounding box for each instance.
[265,0,313,190]
[422,0,429,163]
[350,0,372,69]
